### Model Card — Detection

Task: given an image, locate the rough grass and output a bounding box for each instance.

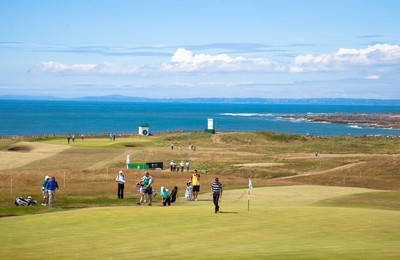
[1,131,400,213]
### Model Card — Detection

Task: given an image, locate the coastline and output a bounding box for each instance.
[282,114,400,130]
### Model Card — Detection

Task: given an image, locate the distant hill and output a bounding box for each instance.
[1,95,400,105]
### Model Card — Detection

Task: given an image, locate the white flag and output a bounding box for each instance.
[248,179,253,189]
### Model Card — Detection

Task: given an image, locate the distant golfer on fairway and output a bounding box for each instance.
[211,177,223,213]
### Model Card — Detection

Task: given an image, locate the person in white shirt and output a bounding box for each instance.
[185,161,190,171]
[180,161,184,172]
[116,170,125,199]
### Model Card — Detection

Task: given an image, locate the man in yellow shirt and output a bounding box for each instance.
[190,170,200,201]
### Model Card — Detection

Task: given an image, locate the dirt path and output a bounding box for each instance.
[271,161,366,180]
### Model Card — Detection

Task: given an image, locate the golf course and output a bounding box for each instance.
[1,131,400,259]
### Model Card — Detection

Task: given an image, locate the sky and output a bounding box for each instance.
[1,0,400,99]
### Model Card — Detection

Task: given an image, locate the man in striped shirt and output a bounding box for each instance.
[211,177,223,213]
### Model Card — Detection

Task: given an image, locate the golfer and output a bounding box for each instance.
[143,172,153,206]
[211,177,223,213]
[160,186,171,206]
[45,176,59,207]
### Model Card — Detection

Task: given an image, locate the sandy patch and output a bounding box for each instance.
[234,162,286,167]
[0,142,70,170]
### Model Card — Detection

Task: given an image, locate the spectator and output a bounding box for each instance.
[41,175,50,206]
[116,170,125,199]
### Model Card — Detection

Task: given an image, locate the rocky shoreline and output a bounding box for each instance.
[282,114,400,129]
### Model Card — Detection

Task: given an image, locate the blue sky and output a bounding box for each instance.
[1,0,400,99]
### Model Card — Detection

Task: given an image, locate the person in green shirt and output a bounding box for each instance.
[160,186,171,206]
[143,172,153,206]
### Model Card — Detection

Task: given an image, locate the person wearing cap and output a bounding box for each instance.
[160,186,171,206]
[41,175,51,206]
[116,170,125,199]
[143,172,153,206]
[190,170,201,201]
[211,177,223,213]
[45,176,59,207]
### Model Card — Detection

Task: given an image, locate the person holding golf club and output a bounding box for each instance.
[211,177,223,213]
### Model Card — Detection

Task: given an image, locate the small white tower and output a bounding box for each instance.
[138,123,150,136]
[204,118,215,134]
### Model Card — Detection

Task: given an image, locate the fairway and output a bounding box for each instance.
[1,185,400,259]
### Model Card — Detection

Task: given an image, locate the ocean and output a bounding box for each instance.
[1,100,400,137]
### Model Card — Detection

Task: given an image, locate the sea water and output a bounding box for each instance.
[1,100,400,137]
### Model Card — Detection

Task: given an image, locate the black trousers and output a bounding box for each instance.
[213,192,220,213]
[118,183,124,199]
[162,196,171,206]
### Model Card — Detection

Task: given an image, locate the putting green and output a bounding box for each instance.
[1,185,399,259]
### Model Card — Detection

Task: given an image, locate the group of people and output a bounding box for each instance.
[116,168,222,212]
[170,160,190,172]
[134,171,178,207]
[40,175,59,207]
[135,171,156,206]
[67,134,85,143]
[36,168,222,213]
[184,170,222,213]
[170,142,196,151]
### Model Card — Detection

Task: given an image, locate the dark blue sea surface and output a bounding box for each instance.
[1,100,400,136]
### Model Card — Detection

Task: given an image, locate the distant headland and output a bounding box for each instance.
[1,95,400,105]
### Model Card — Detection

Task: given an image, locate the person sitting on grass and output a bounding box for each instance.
[160,186,171,206]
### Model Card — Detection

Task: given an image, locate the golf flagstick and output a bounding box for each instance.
[248,179,253,212]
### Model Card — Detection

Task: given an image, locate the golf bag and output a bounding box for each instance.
[185,182,194,201]
[14,197,37,206]
[170,186,178,203]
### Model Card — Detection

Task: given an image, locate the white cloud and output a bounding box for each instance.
[33,61,144,74]
[366,74,381,80]
[290,44,400,73]
[162,48,283,72]
[33,61,97,73]
[33,44,400,76]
